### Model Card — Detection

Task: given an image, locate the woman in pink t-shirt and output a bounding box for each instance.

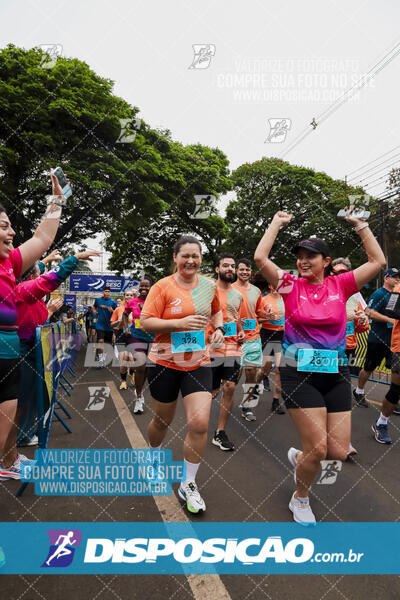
[255,209,385,524]
[0,172,66,480]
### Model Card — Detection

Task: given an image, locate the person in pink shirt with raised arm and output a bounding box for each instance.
[0,250,100,479]
[255,209,386,524]
[0,172,67,478]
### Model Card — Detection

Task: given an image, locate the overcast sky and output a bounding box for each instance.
[1,0,399,271]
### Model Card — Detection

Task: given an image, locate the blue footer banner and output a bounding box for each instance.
[0,522,397,574]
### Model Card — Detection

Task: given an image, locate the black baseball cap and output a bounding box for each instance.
[291,238,331,258]
[384,268,400,278]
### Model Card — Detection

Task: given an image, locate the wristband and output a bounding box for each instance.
[46,195,66,207]
[355,222,369,233]
[215,326,226,335]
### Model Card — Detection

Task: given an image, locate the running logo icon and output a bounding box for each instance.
[265,118,291,143]
[193,195,215,219]
[38,44,63,69]
[188,44,216,69]
[86,386,110,411]
[116,117,142,143]
[170,298,182,307]
[316,460,342,485]
[42,529,82,567]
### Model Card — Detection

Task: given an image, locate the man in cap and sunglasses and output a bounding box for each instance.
[353,268,399,420]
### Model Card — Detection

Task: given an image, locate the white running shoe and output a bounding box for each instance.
[18,435,38,447]
[0,454,35,480]
[287,447,299,483]
[178,481,206,514]
[347,443,358,457]
[289,493,316,526]
[133,395,144,414]
[97,355,105,369]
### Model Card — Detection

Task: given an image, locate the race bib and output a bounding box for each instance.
[134,318,141,329]
[270,316,285,326]
[243,319,256,331]
[346,321,355,336]
[171,331,206,353]
[297,348,338,373]
[387,322,394,329]
[224,322,237,337]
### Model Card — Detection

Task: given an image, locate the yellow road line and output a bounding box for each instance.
[366,398,383,407]
[107,380,231,600]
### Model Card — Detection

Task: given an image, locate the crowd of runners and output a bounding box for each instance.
[1,172,399,525]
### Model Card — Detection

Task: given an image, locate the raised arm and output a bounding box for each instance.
[41,248,63,266]
[254,211,293,288]
[18,173,66,273]
[345,211,386,290]
[16,250,100,305]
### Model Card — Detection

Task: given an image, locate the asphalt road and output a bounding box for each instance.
[1,337,400,599]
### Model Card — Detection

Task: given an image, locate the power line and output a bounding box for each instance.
[280,39,400,159]
[347,152,400,184]
[364,173,394,190]
[346,144,400,177]
[349,160,400,188]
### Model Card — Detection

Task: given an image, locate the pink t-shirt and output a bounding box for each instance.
[276,270,358,359]
[124,296,144,320]
[0,247,22,328]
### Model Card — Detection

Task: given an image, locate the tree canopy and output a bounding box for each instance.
[224,157,375,270]
[2,44,390,280]
[0,45,231,276]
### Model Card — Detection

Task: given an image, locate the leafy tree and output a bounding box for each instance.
[0,45,231,278]
[225,157,376,270]
[0,45,165,249]
[106,139,231,277]
[385,168,400,266]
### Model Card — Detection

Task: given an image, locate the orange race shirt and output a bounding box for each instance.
[260,292,285,331]
[232,282,262,341]
[141,274,220,371]
[209,286,245,357]
[110,302,132,330]
[345,296,369,350]
[391,283,400,352]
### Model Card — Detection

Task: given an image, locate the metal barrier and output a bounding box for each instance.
[16,321,80,497]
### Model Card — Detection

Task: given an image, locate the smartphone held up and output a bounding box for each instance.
[337,207,370,220]
[52,166,72,199]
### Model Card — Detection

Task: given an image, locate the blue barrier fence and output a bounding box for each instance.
[16,321,80,497]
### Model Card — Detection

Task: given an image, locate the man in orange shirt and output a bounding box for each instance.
[210,254,245,451]
[371,281,400,444]
[232,258,263,422]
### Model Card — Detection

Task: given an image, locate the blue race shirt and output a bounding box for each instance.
[94,297,117,332]
[367,287,392,345]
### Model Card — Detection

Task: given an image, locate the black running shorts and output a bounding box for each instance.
[115,330,129,345]
[260,328,283,355]
[280,365,352,413]
[0,358,19,403]
[96,329,113,344]
[363,342,392,372]
[211,357,241,390]
[147,361,212,403]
